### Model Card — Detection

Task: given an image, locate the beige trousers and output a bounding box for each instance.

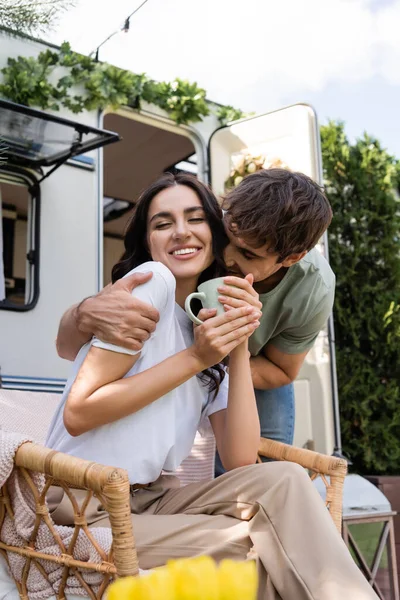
[49,462,378,600]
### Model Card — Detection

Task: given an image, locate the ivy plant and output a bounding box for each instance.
[0,53,60,110]
[143,79,209,125]
[0,41,242,126]
[216,105,250,126]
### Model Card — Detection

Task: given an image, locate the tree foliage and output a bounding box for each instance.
[321,122,400,474]
[0,0,75,36]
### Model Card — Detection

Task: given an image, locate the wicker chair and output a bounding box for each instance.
[0,389,348,599]
[0,443,135,599]
[0,438,348,599]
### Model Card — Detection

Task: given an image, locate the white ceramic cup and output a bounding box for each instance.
[185,277,236,325]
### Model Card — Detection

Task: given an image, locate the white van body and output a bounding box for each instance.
[0,30,335,455]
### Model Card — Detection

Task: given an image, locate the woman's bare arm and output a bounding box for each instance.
[63,305,260,437]
[210,273,261,470]
[210,342,260,470]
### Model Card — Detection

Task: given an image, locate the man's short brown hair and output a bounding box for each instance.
[223,168,332,261]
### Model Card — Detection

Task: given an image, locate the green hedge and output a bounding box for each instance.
[321,122,400,474]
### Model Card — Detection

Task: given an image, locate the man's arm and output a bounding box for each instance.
[251,289,335,389]
[56,272,159,362]
[56,302,92,361]
[250,344,308,390]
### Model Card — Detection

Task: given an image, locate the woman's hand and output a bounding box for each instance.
[217,274,262,312]
[190,305,261,370]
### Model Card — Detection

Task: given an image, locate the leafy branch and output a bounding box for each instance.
[0,0,76,36]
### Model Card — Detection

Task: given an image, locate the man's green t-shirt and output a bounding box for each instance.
[249,247,335,356]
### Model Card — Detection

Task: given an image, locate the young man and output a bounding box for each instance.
[213,169,334,472]
[56,169,335,466]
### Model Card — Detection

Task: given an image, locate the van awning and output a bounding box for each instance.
[0,99,120,168]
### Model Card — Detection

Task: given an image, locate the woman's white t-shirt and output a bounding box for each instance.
[45,262,228,484]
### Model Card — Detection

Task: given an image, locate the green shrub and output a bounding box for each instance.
[321,122,400,474]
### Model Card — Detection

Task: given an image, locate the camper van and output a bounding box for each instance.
[0,30,335,456]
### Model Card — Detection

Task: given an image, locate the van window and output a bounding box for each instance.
[0,176,39,311]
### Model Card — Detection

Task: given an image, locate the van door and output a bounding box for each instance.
[208,103,322,194]
[208,103,335,455]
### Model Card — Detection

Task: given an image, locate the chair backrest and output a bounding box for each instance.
[0,389,215,485]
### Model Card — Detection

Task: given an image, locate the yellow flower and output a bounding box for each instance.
[218,560,258,600]
[107,556,258,600]
[106,575,139,600]
[234,175,244,187]
[247,162,257,173]
[137,568,175,600]
[167,556,219,600]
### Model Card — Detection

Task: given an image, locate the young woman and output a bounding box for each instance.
[46,173,261,480]
[46,174,378,600]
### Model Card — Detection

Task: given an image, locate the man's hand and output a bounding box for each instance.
[217,274,262,312]
[77,272,159,352]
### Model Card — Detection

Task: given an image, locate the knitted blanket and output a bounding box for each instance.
[0,428,113,600]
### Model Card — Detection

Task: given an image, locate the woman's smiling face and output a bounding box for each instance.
[147,184,213,283]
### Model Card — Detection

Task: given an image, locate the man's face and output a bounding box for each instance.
[223,226,282,283]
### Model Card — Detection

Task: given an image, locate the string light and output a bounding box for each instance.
[91,0,150,61]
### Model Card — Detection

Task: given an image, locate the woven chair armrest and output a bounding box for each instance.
[13,442,138,577]
[258,437,347,534]
[15,442,127,493]
[258,437,347,477]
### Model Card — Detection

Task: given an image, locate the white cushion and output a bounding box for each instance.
[0,389,59,443]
